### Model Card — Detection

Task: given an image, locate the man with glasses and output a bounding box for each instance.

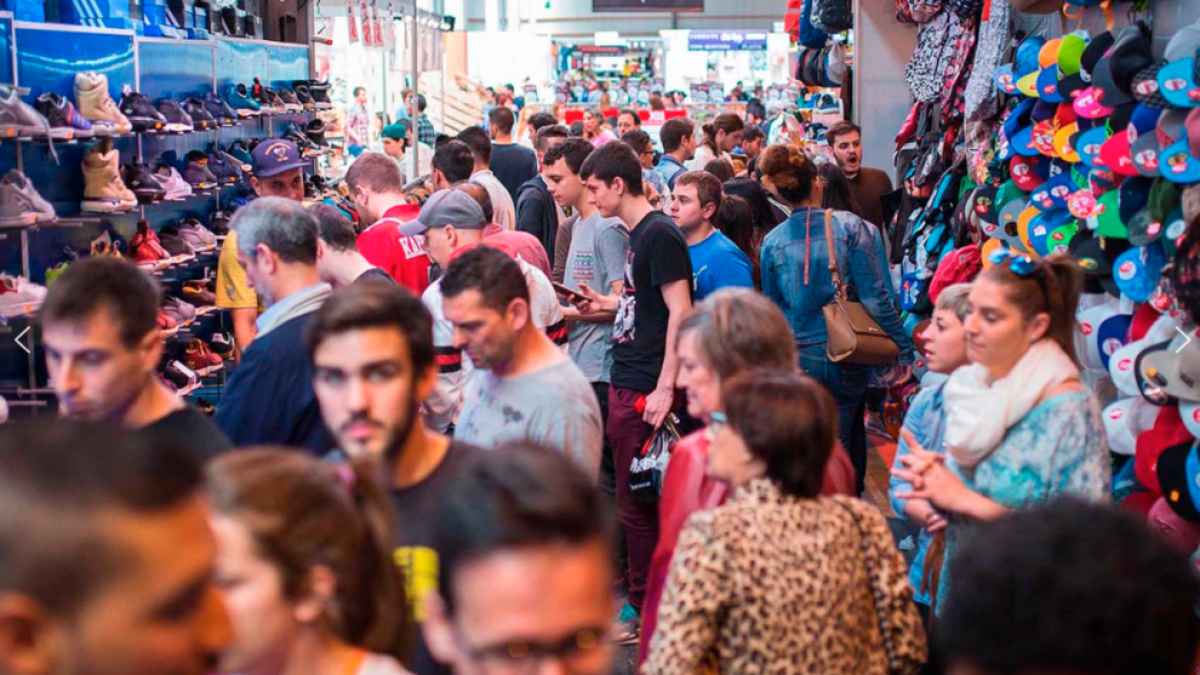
[422,443,616,675]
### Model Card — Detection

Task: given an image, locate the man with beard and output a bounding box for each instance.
[306,278,475,675]
[827,121,893,229]
[40,257,231,457]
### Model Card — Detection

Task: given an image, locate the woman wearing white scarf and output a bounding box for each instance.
[893,251,1111,613]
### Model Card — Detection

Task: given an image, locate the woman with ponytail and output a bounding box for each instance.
[686,113,744,171]
[208,449,411,675]
[758,144,913,494]
[893,250,1110,614]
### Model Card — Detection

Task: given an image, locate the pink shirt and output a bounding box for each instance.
[483,224,553,280]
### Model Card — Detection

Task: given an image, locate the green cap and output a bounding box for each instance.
[1093,190,1128,239]
[381,122,408,142]
[1058,33,1088,77]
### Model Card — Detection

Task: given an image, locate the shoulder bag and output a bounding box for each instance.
[821,209,900,366]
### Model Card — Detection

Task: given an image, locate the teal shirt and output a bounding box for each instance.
[937,390,1111,611]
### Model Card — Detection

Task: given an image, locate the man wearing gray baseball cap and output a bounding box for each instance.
[399,189,488,269]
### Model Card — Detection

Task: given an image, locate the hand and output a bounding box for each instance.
[925,511,948,533]
[643,387,674,428]
[575,282,616,315]
[891,429,976,515]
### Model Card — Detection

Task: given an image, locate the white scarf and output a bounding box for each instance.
[943,339,1080,468]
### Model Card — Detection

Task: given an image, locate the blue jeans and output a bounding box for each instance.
[799,344,869,495]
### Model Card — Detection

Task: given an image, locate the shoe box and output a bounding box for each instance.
[0,0,45,23]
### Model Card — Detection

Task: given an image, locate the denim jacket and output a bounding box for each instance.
[761,206,914,360]
[656,155,687,191]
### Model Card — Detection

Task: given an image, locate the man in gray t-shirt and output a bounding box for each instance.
[440,246,602,478]
[564,211,629,383]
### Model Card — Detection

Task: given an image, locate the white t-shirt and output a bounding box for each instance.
[470,170,517,230]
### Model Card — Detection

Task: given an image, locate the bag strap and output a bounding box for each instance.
[833,499,898,672]
[823,208,845,299]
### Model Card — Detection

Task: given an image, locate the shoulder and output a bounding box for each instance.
[862,167,893,186]
[1027,389,1096,425]
[827,494,890,532]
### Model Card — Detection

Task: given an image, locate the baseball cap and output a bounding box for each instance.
[1077,123,1111,168]
[1030,171,1076,211]
[1103,398,1139,455]
[1119,176,1154,224]
[1149,493,1200,551]
[1015,35,1049,96]
[1181,400,1200,439]
[397,189,487,236]
[1134,24,1200,109]
[1136,404,1193,494]
[1034,39,1064,101]
[1079,31,1115,83]
[1158,53,1200,109]
[1012,101,1058,156]
[994,64,1020,95]
[1138,327,1200,403]
[1091,189,1126,238]
[1057,33,1091,101]
[1160,108,1200,185]
[252,138,307,178]
[1091,23,1155,110]
[1156,441,1200,521]
[1011,153,1049,189]
[1079,302,1132,371]
[380,122,409,142]
[1113,243,1167,302]
[1074,86,1116,120]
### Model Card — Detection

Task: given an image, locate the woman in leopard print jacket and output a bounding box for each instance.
[644,371,926,675]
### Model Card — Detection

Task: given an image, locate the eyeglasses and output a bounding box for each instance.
[457,626,609,675]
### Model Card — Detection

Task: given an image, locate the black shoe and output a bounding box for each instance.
[209,209,231,236]
[250,77,279,114]
[182,97,217,130]
[306,118,328,147]
[34,92,94,140]
[206,150,238,185]
[276,88,303,112]
[293,84,316,110]
[118,87,167,132]
[123,162,166,203]
[157,99,194,133]
[307,80,333,110]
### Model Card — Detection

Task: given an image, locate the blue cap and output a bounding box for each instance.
[1114,243,1166,302]
[1038,65,1065,103]
[1030,171,1078,211]
[1077,125,1112,169]
[252,138,307,178]
[1158,56,1200,109]
[1095,312,1133,371]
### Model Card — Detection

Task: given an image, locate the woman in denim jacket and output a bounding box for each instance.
[758,144,914,493]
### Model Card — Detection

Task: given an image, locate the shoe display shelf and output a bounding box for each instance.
[0,18,312,417]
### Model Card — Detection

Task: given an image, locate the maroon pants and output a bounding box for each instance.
[607,385,661,613]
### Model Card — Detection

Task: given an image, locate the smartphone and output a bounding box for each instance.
[553,282,583,302]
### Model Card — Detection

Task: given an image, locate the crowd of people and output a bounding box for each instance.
[5,91,1200,675]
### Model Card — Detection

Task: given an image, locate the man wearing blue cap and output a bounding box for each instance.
[216,138,308,357]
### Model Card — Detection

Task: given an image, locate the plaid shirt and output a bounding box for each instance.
[417,115,437,146]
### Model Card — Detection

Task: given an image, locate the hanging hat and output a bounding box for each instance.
[1080,31,1116,83]
[1129,179,1183,246]
[1156,441,1200,521]
[1136,404,1192,493]
[1158,52,1200,109]
[1104,398,1140,455]
[1134,24,1200,110]
[1131,108,1190,177]
[1011,153,1050,190]
[1012,101,1059,156]
[1160,108,1200,184]
[1030,171,1077,211]
[1015,35,1050,96]
[1114,243,1167,303]
[1092,23,1156,110]
[1034,39,1064,101]
[1119,176,1155,224]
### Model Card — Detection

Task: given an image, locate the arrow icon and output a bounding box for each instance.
[14,327,30,355]
[1176,327,1193,354]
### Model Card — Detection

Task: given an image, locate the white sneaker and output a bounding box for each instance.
[0,274,47,319]
[152,165,193,201]
[74,72,131,135]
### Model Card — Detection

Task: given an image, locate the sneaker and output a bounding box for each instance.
[157,99,195,133]
[209,332,234,356]
[159,233,196,263]
[184,151,218,188]
[164,361,198,391]
[293,84,316,110]
[276,88,304,112]
[88,230,124,259]
[34,92,93,140]
[249,77,278,113]
[207,149,240,185]
[813,93,841,115]
[226,139,254,168]
[177,218,214,250]
[74,72,130,135]
[611,602,640,646]
[81,141,137,213]
[307,80,333,110]
[209,210,231,236]
[0,84,52,139]
[162,296,197,325]
[123,162,166,203]
[130,219,170,268]
[182,97,217,130]
[225,83,261,117]
[306,118,328,147]
[203,92,238,126]
[182,281,215,306]
[0,274,48,319]
[0,169,56,225]
[185,338,223,371]
[119,87,167,132]
[266,88,287,114]
[152,164,193,200]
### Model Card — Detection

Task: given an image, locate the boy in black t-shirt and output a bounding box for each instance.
[307,279,476,675]
[574,141,693,643]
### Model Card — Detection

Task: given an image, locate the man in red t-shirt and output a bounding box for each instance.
[345,152,432,295]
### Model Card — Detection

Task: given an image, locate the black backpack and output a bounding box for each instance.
[812,0,853,34]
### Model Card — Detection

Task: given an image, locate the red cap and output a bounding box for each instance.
[1135,405,1193,494]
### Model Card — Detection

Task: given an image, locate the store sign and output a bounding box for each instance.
[594,0,703,10]
[688,30,769,52]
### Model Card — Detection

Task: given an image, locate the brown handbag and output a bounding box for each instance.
[819,209,900,366]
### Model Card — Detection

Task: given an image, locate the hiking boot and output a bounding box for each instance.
[157,99,195,133]
[0,169,56,225]
[276,87,303,112]
[119,86,167,132]
[34,92,93,140]
[182,97,217,130]
[207,149,239,185]
[0,84,52,139]
[74,72,130,135]
[293,84,316,110]
[81,142,137,212]
[152,164,193,200]
[225,83,260,117]
[123,162,166,203]
[307,80,333,110]
[203,92,237,126]
[306,118,328,147]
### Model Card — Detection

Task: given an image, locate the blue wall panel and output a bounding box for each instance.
[214,37,267,92]
[138,39,213,100]
[267,43,309,86]
[0,17,14,85]
[14,26,134,101]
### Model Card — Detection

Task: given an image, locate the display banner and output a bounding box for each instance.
[687,30,769,52]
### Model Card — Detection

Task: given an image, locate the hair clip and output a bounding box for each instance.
[988,248,1039,276]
